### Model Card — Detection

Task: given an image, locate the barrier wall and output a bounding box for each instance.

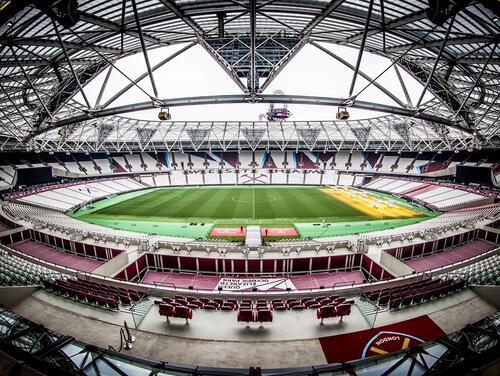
[114,253,394,282]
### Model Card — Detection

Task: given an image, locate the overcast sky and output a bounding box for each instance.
[76,42,434,122]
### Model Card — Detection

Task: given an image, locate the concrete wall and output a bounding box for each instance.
[470,285,500,309]
[92,250,131,277]
[378,251,415,277]
[0,286,38,309]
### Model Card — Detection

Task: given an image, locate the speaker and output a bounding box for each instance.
[319,285,324,289]
[252,287,257,292]
[188,285,193,290]
[218,287,223,291]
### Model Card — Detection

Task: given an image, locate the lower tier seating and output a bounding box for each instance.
[364,277,466,310]
[43,278,147,309]
[316,302,352,324]
[237,307,273,324]
[449,253,500,285]
[153,295,355,313]
[0,247,68,286]
[158,303,193,324]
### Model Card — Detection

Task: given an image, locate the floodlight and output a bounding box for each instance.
[336,107,350,120]
[158,108,171,121]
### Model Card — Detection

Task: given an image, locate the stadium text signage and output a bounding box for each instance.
[215,278,295,291]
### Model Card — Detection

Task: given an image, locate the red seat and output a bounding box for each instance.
[334,297,346,304]
[256,310,273,323]
[336,303,351,322]
[203,303,218,310]
[237,309,255,323]
[239,302,252,310]
[316,305,337,324]
[304,300,319,308]
[159,303,174,319]
[173,306,193,324]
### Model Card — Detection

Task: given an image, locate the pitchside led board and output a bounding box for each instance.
[15,166,54,187]
[455,165,493,186]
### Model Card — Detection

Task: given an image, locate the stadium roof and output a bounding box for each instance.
[0,0,498,151]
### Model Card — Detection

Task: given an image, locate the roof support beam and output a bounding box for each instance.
[344,8,428,43]
[348,0,375,98]
[311,41,406,107]
[9,45,54,122]
[131,0,159,99]
[416,16,456,108]
[249,0,257,94]
[95,66,113,109]
[158,0,247,92]
[0,37,120,55]
[393,64,413,107]
[41,93,468,134]
[101,41,195,108]
[385,35,497,53]
[453,42,497,119]
[302,0,346,35]
[52,20,92,109]
[0,83,33,130]
[78,12,162,45]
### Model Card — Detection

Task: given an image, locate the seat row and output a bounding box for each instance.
[316,302,352,324]
[450,254,500,286]
[43,278,147,309]
[0,248,68,286]
[156,298,355,326]
[364,277,466,309]
[388,279,465,310]
[153,294,354,312]
[237,307,273,324]
[158,303,193,324]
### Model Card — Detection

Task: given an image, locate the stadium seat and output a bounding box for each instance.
[237,309,255,323]
[316,305,336,325]
[256,309,273,323]
[173,306,193,324]
[336,303,351,322]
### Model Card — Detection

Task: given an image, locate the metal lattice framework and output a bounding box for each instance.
[20,114,477,153]
[0,0,498,151]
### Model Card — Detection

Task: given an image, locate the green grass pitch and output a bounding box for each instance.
[69,186,437,238]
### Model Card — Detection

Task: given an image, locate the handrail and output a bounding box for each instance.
[153,281,176,290]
